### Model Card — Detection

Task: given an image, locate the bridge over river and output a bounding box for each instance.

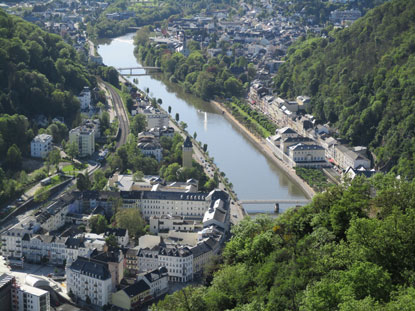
[117,66,161,76]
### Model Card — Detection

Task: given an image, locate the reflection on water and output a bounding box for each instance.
[98,33,308,214]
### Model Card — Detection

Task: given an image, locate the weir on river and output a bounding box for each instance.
[98,33,308,214]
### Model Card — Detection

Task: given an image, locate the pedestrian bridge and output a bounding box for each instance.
[117,66,161,77]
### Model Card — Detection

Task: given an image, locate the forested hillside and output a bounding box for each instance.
[272,0,388,24]
[0,9,94,119]
[273,0,415,178]
[155,174,415,310]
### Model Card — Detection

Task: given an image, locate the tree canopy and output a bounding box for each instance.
[273,0,415,178]
[155,174,415,310]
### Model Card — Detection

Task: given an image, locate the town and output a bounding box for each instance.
[0,0,386,310]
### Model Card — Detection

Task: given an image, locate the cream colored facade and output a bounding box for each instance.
[69,126,95,157]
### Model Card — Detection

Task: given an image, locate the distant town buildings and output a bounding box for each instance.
[30,134,53,158]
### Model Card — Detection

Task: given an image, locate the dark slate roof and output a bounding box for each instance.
[159,246,192,257]
[143,267,168,283]
[280,127,296,134]
[91,250,123,263]
[289,144,324,151]
[122,280,150,297]
[283,136,313,143]
[190,241,212,258]
[69,257,111,280]
[121,191,208,201]
[183,136,192,148]
[104,228,127,237]
[65,237,85,249]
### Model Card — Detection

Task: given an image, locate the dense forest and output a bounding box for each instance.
[273,0,415,178]
[155,174,415,310]
[0,9,94,119]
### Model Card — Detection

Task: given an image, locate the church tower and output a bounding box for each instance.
[182,136,193,168]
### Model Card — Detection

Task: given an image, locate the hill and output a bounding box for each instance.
[0,9,94,120]
[154,174,415,310]
[273,0,415,178]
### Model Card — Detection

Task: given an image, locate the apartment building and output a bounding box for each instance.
[30,134,53,158]
[66,257,113,307]
[13,285,50,311]
[69,125,95,157]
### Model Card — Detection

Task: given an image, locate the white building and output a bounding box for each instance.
[288,143,327,168]
[14,285,50,311]
[1,228,29,260]
[121,191,210,219]
[31,134,53,158]
[78,86,91,110]
[149,215,196,234]
[332,144,371,171]
[137,138,163,162]
[103,228,129,247]
[69,125,95,157]
[66,256,113,307]
[137,266,168,298]
[158,246,193,282]
[35,200,69,232]
[137,247,160,273]
[142,107,169,129]
[202,199,229,231]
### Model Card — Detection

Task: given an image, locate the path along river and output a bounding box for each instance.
[98,33,308,214]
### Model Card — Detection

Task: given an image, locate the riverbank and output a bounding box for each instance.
[210,100,316,200]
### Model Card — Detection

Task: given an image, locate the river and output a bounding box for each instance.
[97,33,308,214]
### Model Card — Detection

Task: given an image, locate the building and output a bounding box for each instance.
[288,143,327,168]
[77,86,91,110]
[149,215,196,234]
[137,267,168,298]
[332,144,371,171]
[121,191,210,219]
[202,198,229,231]
[190,239,216,275]
[182,136,193,168]
[103,228,129,247]
[142,107,169,129]
[111,280,151,311]
[137,247,160,273]
[14,285,50,311]
[1,228,29,261]
[66,257,113,307]
[34,200,69,232]
[69,125,95,157]
[137,136,163,162]
[158,245,193,282]
[0,274,15,311]
[125,247,139,276]
[31,134,53,158]
[91,249,124,289]
[344,166,377,180]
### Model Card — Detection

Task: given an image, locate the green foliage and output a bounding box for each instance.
[0,10,94,121]
[273,0,415,177]
[89,214,108,234]
[156,174,415,310]
[295,167,330,191]
[115,208,146,238]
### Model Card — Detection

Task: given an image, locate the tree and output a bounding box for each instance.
[168,106,172,114]
[224,77,243,97]
[5,144,22,171]
[157,98,162,105]
[47,149,61,173]
[92,170,107,190]
[193,132,197,140]
[203,144,208,152]
[76,173,90,191]
[131,114,147,135]
[175,113,180,122]
[133,170,144,182]
[105,234,118,248]
[66,141,79,162]
[115,208,146,238]
[89,214,108,234]
[34,187,50,202]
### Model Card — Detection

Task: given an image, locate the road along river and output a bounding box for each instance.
[98,33,309,214]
